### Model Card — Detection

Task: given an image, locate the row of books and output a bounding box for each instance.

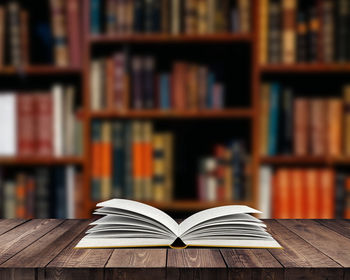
[259,167,350,219]
[198,141,251,202]
[259,0,350,64]
[91,0,251,35]
[91,53,225,111]
[0,167,83,219]
[0,85,83,157]
[91,120,173,202]
[0,0,81,67]
[260,83,350,156]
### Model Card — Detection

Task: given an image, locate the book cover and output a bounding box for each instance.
[267,83,280,155]
[294,98,309,156]
[67,0,81,67]
[327,98,342,156]
[273,169,290,218]
[132,121,143,200]
[90,0,101,34]
[112,122,125,198]
[268,0,281,63]
[17,94,35,156]
[319,169,335,219]
[36,93,53,156]
[310,99,326,156]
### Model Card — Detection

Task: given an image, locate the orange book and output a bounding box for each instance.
[16,174,26,219]
[305,169,320,218]
[91,120,102,201]
[273,169,290,219]
[345,178,350,219]
[291,169,305,219]
[105,57,115,110]
[101,122,112,200]
[327,99,343,156]
[294,99,310,156]
[142,122,153,201]
[319,169,335,219]
[132,121,143,200]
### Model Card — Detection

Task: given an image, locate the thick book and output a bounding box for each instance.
[75,199,281,249]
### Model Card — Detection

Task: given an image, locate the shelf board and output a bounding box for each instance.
[90,200,255,212]
[259,63,350,73]
[89,33,252,44]
[0,157,84,165]
[260,155,350,165]
[89,109,253,119]
[0,65,81,75]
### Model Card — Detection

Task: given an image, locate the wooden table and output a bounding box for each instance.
[0,219,349,279]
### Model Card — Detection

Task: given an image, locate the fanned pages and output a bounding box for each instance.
[75,199,282,249]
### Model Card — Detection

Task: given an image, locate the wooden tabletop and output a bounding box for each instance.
[0,219,349,279]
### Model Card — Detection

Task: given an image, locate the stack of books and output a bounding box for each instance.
[0,0,82,68]
[91,52,226,111]
[91,120,173,203]
[259,166,350,219]
[91,0,251,35]
[259,0,350,64]
[0,85,83,157]
[198,141,251,202]
[260,83,350,156]
[0,166,83,219]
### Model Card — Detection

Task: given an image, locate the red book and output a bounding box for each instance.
[17,94,36,156]
[35,93,53,156]
[172,62,187,110]
[273,169,291,218]
[319,168,335,219]
[66,0,81,67]
[305,169,320,218]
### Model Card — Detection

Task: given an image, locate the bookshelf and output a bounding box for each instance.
[1,0,350,219]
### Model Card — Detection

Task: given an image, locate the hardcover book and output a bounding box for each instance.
[75,199,281,249]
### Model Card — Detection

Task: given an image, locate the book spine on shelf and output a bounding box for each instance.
[90,0,101,34]
[164,132,173,201]
[112,122,125,198]
[63,86,76,156]
[184,0,197,34]
[143,122,153,201]
[319,168,335,219]
[132,56,143,109]
[231,141,244,200]
[101,121,112,200]
[105,57,115,110]
[290,169,304,218]
[268,0,281,63]
[214,145,226,201]
[126,0,135,34]
[54,167,66,218]
[133,0,144,32]
[144,0,153,33]
[67,0,81,67]
[197,0,208,34]
[260,84,270,156]
[259,166,272,219]
[294,98,309,156]
[52,84,64,157]
[336,0,349,62]
[66,165,75,219]
[144,56,155,109]
[0,93,17,156]
[327,98,342,156]
[198,66,208,110]
[124,122,134,199]
[305,168,319,219]
[171,0,181,35]
[296,12,307,62]
[16,174,26,218]
[35,168,50,218]
[280,87,293,154]
[4,182,16,218]
[91,120,102,201]
[7,1,21,67]
[238,0,250,34]
[173,62,187,110]
[187,64,199,111]
[308,4,319,63]
[259,0,269,64]
[273,168,290,218]
[153,133,166,202]
[105,0,116,34]
[159,74,170,109]
[20,10,29,66]
[206,72,215,109]
[17,94,35,156]
[310,99,327,156]
[267,83,280,155]
[335,173,346,218]
[132,121,143,200]
[344,86,350,156]
[25,177,35,219]
[322,0,334,63]
[282,0,297,64]
[160,0,170,33]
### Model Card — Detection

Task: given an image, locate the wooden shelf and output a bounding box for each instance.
[0,157,84,165]
[260,156,350,165]
[89,109,253,119]
[89,33,252,44]
[89,200,255,212]
[0,66,81,75]
[259,63,350,74]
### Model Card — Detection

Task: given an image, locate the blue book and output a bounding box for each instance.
[54,167,66,218]
[112,122,125,198]
[90,0,100,34]
[268,83,280,155]
[133,0,144,32]
[206,73,215,109]
[91,120,102,201]
[160,74,170,109]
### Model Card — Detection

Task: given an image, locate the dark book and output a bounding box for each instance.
[133,0,144,32]
[54,167,66,218]
[308,4,319,63]
[231,141,245,201]
[335,173,346,219]
[124,121,134,199]
[91,120,102,201]
[296,12,307,62]
[160,0,170,33]
[35,168,50,218]
[7,1,21,67]
[280,87,293,154]
[268,0,281,63]
[25,177,35,218]
[112,122,125,198]
[336,0,349,62]
[322,0,334,63]
[144,56,155,109]
[90,0,101,34]
[144,0,153,33]
[132,56,144,109]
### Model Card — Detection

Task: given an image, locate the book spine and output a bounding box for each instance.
[132,121,143,200]
[280,87,293,154]
[322,0,334,63]
[133,0,144,32]
[164,132,173,201]
[25,177,35,219]
[197,0,208,34]
[273,169,290,218]
[160,74,170,109]
[198,66,208,109]
[336,173,346,218]
[144,56,155,109]
[212,83,224,110]
[231,141,244,200]
[52,84,64,157]
[290,169,304,218]
[67,0,81,67]
[105,57,114,110]
[296,12,307,62]
[206,72,215,109]
[171,0,181,35]
[144,0,153,33]
[327,99,343,156]
[214,145,226,201]
[17,94,35,156]
[0,94,17,156]
[0,7,4,67]
[114,53,127,110]
[308,5,320,63]
[282,0,297,64]
[294,98,309,156]
[7,1,21,67]
[54,167,66,218]
[132,56,143,109]
[259,0,269,64]
[142,122,153,201]
[124,122,134,199]
[90,0,100,34]
[204,158,217,202]
[50,0,69,66]
[16,174,26,218]
[305,169,319,219]
[153,133,166,202]
[185,0,197,35]
[91,120,102,201]
[65,165,75,219]
[344,86,350,156]
[173,62,187,110]
[36,93,53,156]
[63,86,76,156]
[267,83,280,155]
[238,0,250,33]
[319,168,335,219]
[310,99,327,156]
[260,84,270,156]
[101,121,112,200]
[112,121,124,198]
[35,168,50,218]
[126,0,135,34]
[268,0,281,63]
[259,166,272,219]
[160,0,169,33]
[90,60,103,111]
[4,182,16,218]
[187,65,199,111]
[20,10,29,66]
[105,0,116,34]
[336,0,349,62]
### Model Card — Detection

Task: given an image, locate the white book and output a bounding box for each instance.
[75,199,282,249]
[66,165,75,219]
[0,93,16,156]
[52,84,64,157]
[91,60,103,111]
[259,166,272,219]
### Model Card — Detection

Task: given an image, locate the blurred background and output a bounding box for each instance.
[0,0,349,219]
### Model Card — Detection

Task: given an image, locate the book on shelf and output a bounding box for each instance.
[197,141,251,203]
[91,52,226,111]
[0,166,82,219]
[0,86,83,158]
[260,83,349,157]
[260,166,341,218]
[90,0,251,35]
[91,120,173,203]
[259,0,350,64]
[75,198,281,249]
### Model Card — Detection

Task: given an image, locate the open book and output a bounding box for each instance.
[75,199,281,249]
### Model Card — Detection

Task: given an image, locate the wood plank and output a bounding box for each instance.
[0,219,27,236]
[167,248,227,280]
[1,220,90,268]
[317,220,350,240]
[105,249,167,280]
[265,220,343,280]
[0,268,35,280]
[220,248,283,280]
[0,219,63,265]
[44,222,112,280]
[278,219,350,268]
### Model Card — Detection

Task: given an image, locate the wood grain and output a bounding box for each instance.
[278,219,350,267]
[105,249,167,280]
[167,249,227,280]
[0,219,27,236]
[316,220,350,240]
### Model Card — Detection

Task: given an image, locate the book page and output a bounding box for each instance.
[178,205,261,236]
[97,199,179,236]
[75,237,174,248]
